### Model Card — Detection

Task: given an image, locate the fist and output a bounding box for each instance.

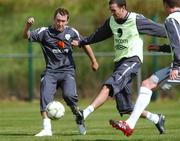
[27,17,34,26]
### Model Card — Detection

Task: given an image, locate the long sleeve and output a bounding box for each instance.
[79,18,113,46]
[136,14,167,38]
[165,17,180,69]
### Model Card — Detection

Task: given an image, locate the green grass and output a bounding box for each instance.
[0,99,180,141]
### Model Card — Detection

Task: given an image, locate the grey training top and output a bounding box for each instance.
[29,26,80,73]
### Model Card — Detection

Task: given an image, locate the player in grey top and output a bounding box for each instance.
[23,8,99,137]
[110,0,180,136]
[72,0,167,135]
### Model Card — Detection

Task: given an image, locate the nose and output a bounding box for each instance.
[59,21,64,26]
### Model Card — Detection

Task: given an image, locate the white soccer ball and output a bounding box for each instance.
[46,101,65,120]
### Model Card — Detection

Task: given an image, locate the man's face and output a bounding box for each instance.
[54,13,68,32]
[109,3,125,20]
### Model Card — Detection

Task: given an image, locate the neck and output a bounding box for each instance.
[169,7,180,13]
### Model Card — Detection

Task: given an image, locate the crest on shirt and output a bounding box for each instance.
[65,34,71,40]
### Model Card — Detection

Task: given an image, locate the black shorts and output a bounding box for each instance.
[104,57,141,115]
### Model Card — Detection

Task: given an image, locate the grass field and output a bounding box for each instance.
[0,99,180,141]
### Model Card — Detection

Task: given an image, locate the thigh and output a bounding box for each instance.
[60,73,77,96]
[105,61,140,96]
[40,73,57,100]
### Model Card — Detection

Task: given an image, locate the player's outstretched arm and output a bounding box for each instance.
[23,17,34,39]
[82,45,99,71]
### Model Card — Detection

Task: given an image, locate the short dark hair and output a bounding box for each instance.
[54,8,69,20]
[163,0,180,8]
[109,0,126,7]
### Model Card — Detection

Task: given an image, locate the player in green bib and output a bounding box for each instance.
[72,0,167,135]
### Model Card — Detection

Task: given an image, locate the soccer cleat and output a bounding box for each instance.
[35,129,52,137]
[74,109,86,135]
[77,123,87,135]
[155,114,165,134]
[109,120,133,137]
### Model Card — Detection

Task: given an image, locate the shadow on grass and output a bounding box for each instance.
[0,133,34,136]
[72,139,144,141]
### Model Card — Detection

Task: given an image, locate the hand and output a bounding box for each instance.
[147,44,160,52]
[26,17,34,27]
[91,61,99,71]
[170,69,179,80]
[71,40,79,47]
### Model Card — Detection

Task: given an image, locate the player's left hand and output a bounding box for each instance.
[91,61,99,71]
[170,69,179,80]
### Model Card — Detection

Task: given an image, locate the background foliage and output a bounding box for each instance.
[0,0,178,100]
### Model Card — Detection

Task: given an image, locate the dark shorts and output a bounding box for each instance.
[104,57,141,115]
[40,70,78,112]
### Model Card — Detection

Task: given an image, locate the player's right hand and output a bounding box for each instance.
[27,17,34,26]
[92,61,99,72]
[147,44,160,52]
[71,40,79,47]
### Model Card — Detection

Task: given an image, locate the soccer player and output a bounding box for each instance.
[109,0,180,136]
[71,0,167,135]
[23,8,99,137]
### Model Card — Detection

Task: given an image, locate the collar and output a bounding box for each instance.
[115,12,130,24]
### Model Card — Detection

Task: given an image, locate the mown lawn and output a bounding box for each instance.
[0,99,180,141]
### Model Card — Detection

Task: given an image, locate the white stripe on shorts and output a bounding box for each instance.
[117,62,137,81]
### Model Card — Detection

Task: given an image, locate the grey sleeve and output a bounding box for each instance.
[165,18,180,69]
[29,27,47,42]
[136,14,167,38]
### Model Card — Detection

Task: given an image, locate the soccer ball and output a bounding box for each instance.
[46,101,65,120]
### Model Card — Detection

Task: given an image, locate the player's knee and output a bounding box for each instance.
[142,78,157,89]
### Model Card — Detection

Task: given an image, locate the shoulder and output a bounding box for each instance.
[166,12,180,23]
[133,12,146,20]
[65,26,80,37]
[33,27,48,34]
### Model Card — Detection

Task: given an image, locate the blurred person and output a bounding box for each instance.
[23,7,99,137]
[109,0,180,136]
[71,0,167,135]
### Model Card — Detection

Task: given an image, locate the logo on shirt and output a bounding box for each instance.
[65,34,71,40]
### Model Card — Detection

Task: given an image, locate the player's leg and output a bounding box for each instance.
[83,59,138,120]
[83,85,111,119]
[109,60,141,136]
[112,80,165,134]
[35,72,57,137]
[113,67,170,136]
[142,110,165,134]
[61,72,86,135]
[126,68,169,129]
